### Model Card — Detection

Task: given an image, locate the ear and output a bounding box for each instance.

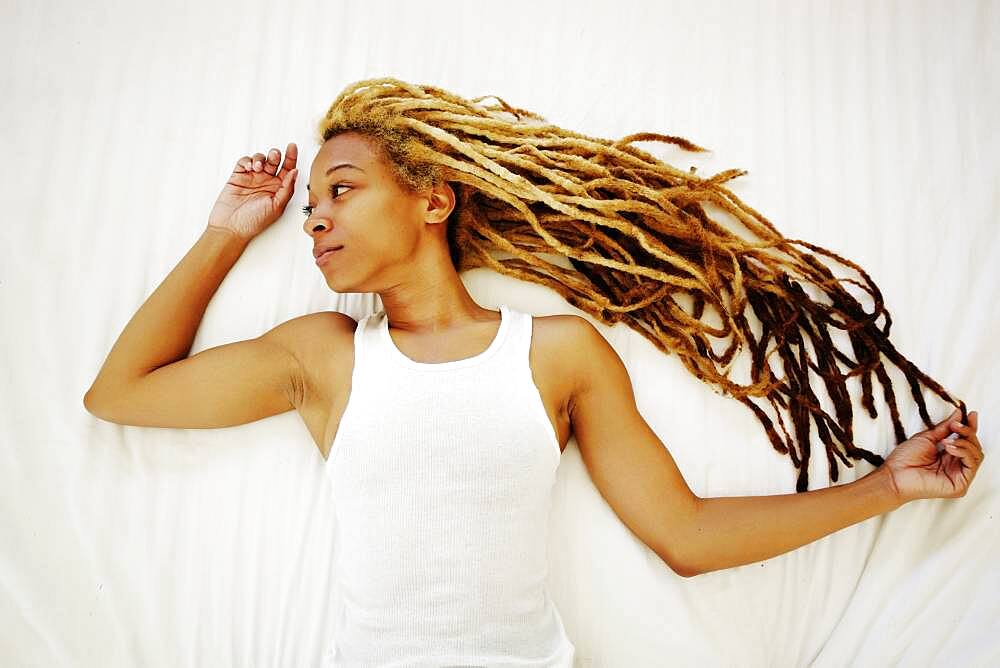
[421,180,456,226]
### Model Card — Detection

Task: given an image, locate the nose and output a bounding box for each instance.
[303,215,330,236]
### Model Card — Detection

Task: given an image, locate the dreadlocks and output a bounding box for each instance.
[314,77,967,492]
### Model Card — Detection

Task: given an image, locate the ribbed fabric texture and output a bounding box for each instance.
[323,304,575,668]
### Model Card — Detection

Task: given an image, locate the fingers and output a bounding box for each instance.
[280,142,297,176]
[950,411,978,436]
[256,150,278,175]
[234,143,298,177]
[950,411,982,446]
[942,409,983,466]
[235,153,266,173]
[941,408,961,425]
[942,437,983,470]
[925,408,962,441]
[274,167,299,206]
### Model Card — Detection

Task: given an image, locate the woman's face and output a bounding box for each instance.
[303,131,434,293]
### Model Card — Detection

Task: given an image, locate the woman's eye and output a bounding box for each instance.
[302,185,350,216]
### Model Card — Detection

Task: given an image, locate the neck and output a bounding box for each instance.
[377,244,495,335]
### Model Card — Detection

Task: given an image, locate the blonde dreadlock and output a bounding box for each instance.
[314,77,968,492]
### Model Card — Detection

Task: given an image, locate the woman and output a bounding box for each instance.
[84,78,984,667]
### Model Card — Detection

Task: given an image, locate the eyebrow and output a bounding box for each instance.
[306,163,365,191]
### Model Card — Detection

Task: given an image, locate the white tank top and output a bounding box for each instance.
[323,303,576,667]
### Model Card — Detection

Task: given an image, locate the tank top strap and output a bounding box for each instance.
[348,311,377,375]
[493,304,532,368]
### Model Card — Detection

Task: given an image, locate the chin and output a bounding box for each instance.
[323,270,367,294]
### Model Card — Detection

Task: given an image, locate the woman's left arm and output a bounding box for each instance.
[687,407,981,575]
[566,318,985,578]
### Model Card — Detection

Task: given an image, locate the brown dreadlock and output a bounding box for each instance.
[313,77,967,492]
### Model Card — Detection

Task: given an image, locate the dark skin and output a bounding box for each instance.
[304,132,501,347]
[297,137,984,575]
[87,139,985,580]
[296,133,576,459]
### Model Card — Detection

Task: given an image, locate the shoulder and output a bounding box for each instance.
[257,310,358,410]
[531,313,625,397]
[527,312,589,354]
[259,311,357,389]
[260,310,357,361]
[537,313,612,350]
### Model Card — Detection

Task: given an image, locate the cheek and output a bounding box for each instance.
[380,212,421,246]
[360,194,423,253]
[385,191,426,229]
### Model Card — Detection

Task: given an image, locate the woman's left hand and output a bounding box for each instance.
[881,409,984,503]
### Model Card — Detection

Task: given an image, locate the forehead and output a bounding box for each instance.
[316,133,376,169]
[306,132,380,193]
[307,133,379,194]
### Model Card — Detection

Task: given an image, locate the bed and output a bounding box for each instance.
[3,0,997,665]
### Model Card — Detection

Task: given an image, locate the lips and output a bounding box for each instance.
[315,246,343,266]
[313,245,344,259]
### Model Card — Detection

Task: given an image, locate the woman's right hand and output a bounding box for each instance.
[207,143,299,242]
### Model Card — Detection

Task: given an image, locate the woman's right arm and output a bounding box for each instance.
[83,145,304,428]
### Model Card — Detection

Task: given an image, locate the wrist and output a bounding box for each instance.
[204,224,252,249]
[870,465,907,510]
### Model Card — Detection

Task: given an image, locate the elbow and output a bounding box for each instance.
[83,390,97,414]
[659,549,702,578]
[661,499,705,578]
[83,391,105,420]
[83,387,104,412]
[83,375,127,420]
[83,389,117,422]
[668,559,702,578]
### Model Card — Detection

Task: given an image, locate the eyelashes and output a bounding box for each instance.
[302,184,351,216]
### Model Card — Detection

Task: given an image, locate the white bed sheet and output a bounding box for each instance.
[3,0,998,666]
